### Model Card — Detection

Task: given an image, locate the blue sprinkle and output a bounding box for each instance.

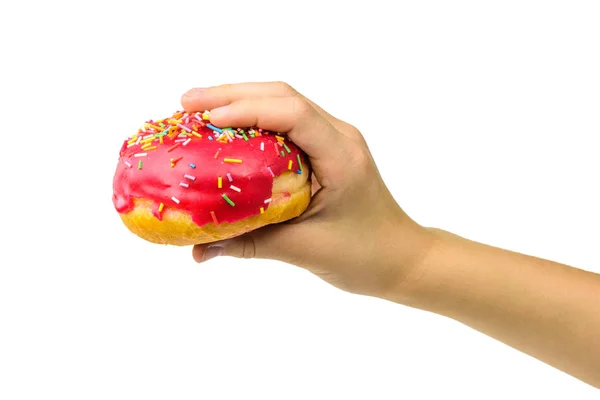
[208,136,213,141]
[297,170,302,174]
[206,124,223,133]
[190,164,196,169]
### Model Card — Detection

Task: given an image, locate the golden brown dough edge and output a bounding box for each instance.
[118,169,311,246]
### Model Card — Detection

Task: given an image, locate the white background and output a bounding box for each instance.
[1,1,599,398]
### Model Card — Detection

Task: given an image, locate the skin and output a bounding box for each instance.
[181,82,600,389]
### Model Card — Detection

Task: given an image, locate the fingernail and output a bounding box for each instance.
[184,88,206,97]
[203,246,222,261]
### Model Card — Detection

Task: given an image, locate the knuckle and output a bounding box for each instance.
[241,235,257,259]
[273,81,296,95]
[291,95,311,117]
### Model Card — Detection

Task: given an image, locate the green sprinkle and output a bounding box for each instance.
[138,160,143,170]
[242,132,249,141]
[222,194,235,207]
[159,123,165,128]
[297,154,303,171]
[283,143,291,154]
[280,151,285,157]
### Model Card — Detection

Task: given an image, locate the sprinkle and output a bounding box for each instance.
[283,143,291,154]
[136,136,142,145]
[142,134,154,140]
[214,149,221,159]
[189,163,196,169]
[127,136,138,145]
[138,160,143,170]
[267,167,274,177]
[288,160,293,170]
[218,176,222,188]
[179,182,189,188]
[170,156,183,167]
[178,133,188,138]
[167,142,181,152]
[224,158,242,163]
[208,136,213,141]
[276,135,285,142]
[124,161,132,168]
[144,146,157,151]
[184,174,196,181]
[202,111,210,120]
[260,142,264,151]
[235,134,243,139]
[134,152,147,157]
[159,136,164,144]
[195,114,203,123]
[274,143,279,155]
[158,203,164,213]
[230,185,241,192]
[183,138,192,146]
[226,173,232,182]
[190,131,202,138]
[264,198,272,204]
[171,196,180,204]
[210,211,219,225]
[127,142,137,148]
[206,123,222,133]
[297,154,303,171]
[174,139,187,143]
[177,123,192,132]
[281,151,285,157]
[222,194,235,207]
[260,207,265,214]
[242,132,249,141]
[168,119,182,125]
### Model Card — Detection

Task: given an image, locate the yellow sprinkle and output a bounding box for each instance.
[147,124,162,131]
[158,203,164,213]
[155,119,164,124]
[190,131,202,138]
[276,135,285,142]
[202,111,210,120]
[168,119,182,125]
[144,146,157,151]
[141,137,155,144]
[172,113,183,119]
[288,160,293,170]
[260,207,264,214]
[127,136,138,145]
[159,136,164,144]
[223,158,242,163]
[218,177,222,188]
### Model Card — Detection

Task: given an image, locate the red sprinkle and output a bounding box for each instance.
[167,142,182,152]
[210,211,219,226]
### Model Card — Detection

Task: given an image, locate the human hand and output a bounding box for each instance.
[181,82,434,299]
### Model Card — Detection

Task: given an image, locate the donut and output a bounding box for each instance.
[112,110,311,245]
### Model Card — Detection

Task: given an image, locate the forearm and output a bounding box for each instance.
[394,228,600,388]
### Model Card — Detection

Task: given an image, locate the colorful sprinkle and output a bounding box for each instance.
[224,158,242,163]
[184,174,196,181]
[226,173,233,182]
[276,135,285,142]
[222,194,235,207]
[170,156,183,167]
[177,123,192,132]
[158,203,164,213]
[230,185,241,192]
[179,182,189,188]
[283,143,291,154]
[124,161,132,168]
[206,123,222,133]
[189,163,196,169]
[218,176,222,188]
[264,198,272,204]
[260,207,265,214]
[202,111,210,120]
[182,138,192,146]
[210,211,219,225]
[167,142,181,152]
[281,151,285,157]
[267,166,274,177]
[214,149,221,159]
[242,132,249,141]
[138,160,143,170]
[143,146,157,151]
[260,142,264,151]
[297,154,303,171]
[288,160,293,170]
[171,196,180,204]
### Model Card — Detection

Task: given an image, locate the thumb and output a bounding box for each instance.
[192,224,291,263]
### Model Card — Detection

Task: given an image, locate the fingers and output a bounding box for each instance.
[181,81,297,113]
[181,81,345,131]
[208,97,347,163]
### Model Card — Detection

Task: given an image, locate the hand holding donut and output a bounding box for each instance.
[180,82,433,298]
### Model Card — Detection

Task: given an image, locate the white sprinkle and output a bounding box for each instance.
[179,182,189,188]
[267,167,274,177]
[183,138,192,146]
[178,133,187,138]
[230,185,241,192]
[127,142,137,148]
[143,134,154,139]
[226,173,232,182]
[184,174,196,181]
[177,124,192,132]
[235,134,243,139]
[136,136,142,144]
[264,198,272,204]
[124,161,132,168]
[260,142,264,151]
[171,196,180,204]
[174,139,186,143]
[134,153,147,157]
[195,114,203,122]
